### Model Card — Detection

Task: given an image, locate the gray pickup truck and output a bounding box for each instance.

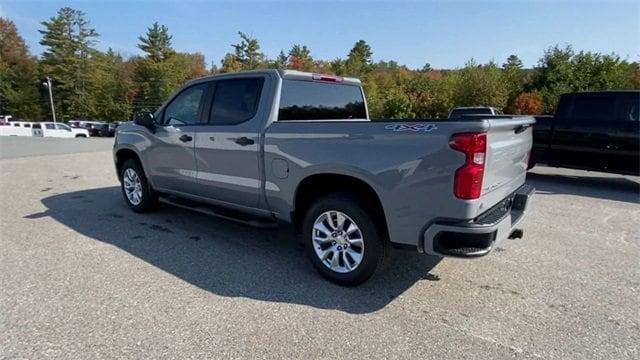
[114,70,535,285]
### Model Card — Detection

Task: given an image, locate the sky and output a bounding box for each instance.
[1,0,639,70]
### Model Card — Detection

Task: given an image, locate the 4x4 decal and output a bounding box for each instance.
[385,123,438,132]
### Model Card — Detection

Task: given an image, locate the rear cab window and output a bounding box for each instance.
[278,80,366,121]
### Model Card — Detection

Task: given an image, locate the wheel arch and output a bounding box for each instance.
[114,148,145,182]
[292,173,389,241]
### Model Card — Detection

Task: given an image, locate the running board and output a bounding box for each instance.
[158,196,278,229]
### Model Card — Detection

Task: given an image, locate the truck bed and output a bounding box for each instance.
[263,116,535,248]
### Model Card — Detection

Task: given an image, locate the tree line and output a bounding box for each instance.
[1,7,638,122]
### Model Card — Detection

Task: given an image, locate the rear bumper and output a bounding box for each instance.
[422,184,535,257]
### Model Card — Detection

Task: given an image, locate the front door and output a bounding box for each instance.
[192,76,268,210]
[55,123,74,138]
[144,82,209,194]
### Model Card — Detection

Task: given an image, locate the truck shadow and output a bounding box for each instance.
[526,171,640,204]
[36,187,441,314]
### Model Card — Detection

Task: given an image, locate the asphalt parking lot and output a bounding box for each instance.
[1,138,639,359]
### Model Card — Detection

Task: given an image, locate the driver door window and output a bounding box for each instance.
[163,84,208,126]
[55,124,72,131]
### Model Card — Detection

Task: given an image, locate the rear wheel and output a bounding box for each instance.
[120,159,158,212]
[302,193,389,286]
[75,134,87,138]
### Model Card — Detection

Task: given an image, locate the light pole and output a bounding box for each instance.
[42,77,57,123]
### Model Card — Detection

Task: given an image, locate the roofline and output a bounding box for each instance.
[185,69,362,86]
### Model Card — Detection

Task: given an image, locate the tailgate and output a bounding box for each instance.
[482,117,535,200]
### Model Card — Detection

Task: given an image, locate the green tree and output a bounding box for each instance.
[132,23,178,112]
[39,7,99,119]
[0,18,42,119]
[345,40,372,76]
[222,32,264,71]
[137,22,174,62]
[531,45,577,111]
[452,60,509,109]
[272,50,288,69]
[91,49,134,121]
[502,54,525,112]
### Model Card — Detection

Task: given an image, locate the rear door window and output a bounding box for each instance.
[208,78,264,125]
[45,124,55,130]
[569,94,616,124]
[278,80,366,121]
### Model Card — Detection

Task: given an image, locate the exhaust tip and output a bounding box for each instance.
[508,229,524,240]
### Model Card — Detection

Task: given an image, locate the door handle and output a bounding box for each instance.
[234,137,255,146]
[179,134,193,142]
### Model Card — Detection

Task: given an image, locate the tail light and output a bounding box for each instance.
[449,132,487,200]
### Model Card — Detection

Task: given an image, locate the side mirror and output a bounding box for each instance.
[134,112,155,128]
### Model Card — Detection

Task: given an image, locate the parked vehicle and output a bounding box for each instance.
[107,122,119,136]
[40,122,90,138]
[1,121,36,136]
[531,91,639,176]
[449,106,503,118]
[113,70,535,285]
[88,123,110,137]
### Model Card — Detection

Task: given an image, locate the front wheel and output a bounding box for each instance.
[302,193,389,286]
[120,159,158,212]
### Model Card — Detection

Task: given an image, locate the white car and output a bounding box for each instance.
[38,122,89,138]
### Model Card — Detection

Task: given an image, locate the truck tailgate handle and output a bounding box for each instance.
[234,137,255,146]
[514,124,530,134]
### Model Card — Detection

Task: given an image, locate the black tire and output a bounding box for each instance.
[75,134,86,138]
[302,193,389,286]
[120,159,158,213]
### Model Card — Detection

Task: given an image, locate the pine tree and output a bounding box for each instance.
[345,40,373,76]
[137,22,174,62]
[39,7,99,119]
[272,50,288,69]
[222,32,264,71]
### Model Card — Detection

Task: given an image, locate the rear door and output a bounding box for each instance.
[550,93,617,171]
[192,76,268,209]
[611,92,640,174]
[43,123,57,137]
[143,82,209,193]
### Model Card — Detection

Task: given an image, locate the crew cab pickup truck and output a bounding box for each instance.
[114,70,535,285]
[531,91,639,176]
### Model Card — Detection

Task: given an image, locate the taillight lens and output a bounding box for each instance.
[449,132,487,200]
